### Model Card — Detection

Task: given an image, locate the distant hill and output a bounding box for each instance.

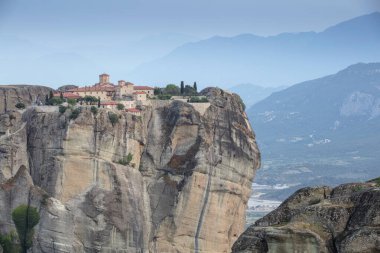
[247,62,380,200]
[129,12,380,88]
[228,84,286,108]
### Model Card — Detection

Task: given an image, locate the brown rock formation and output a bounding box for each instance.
[232,180,380,253]
[0,87,260,253]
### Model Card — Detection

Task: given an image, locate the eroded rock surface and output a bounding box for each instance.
[232,180,380,253]
[0,85,52,113]
[0,87,260,253]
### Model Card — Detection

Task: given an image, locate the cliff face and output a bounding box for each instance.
[0,85,52,113]
[232,180,380,253]
[0,87,260,253]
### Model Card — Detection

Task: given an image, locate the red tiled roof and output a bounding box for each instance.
[133,91,146,95]
[53,92,81,99]
[133,86,154,90]
[100,102,118,106]
[69,86,115,92]
[126,108,141,113]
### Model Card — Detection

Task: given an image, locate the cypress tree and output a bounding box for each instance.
[180,81,184,95]
[193,82,197,92]
[98,97,101,108]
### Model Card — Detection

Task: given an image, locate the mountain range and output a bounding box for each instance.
[228,84,286,108]
[1,12,379,88]
[248,62,380,200]
[128,12,380,88]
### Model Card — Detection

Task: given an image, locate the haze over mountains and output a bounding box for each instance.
[228,84,286,108]
[129,12,380,87]
[0,33,199,86]
[0,12,379,89]
[249,62,380,200]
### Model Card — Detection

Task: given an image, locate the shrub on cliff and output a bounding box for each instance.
[118,153,133,166]
[15,102,26,109]
[12,205,40,253]
[109,112,119,126]
[90,106,98,115]
[157,94,172,100]
[117,103,125,110]
[70,108,81,120]
[189,96,208,103]
[67,98,77,106]
[59,105,67,114]
[0,231,20,253]
[47,97,64,106]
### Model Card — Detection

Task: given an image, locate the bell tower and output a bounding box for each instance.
[99,73,110,84]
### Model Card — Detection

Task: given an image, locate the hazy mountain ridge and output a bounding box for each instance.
[249,62,380,138]
[128,12,380,87]
[228,84,286,108]
[248,62,380,200]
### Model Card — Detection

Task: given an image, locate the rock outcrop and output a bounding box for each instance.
[232,180,380,253]
[0,87,260,253]
[0,85,52,113]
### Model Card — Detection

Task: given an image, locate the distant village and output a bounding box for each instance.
[41,73,208,116]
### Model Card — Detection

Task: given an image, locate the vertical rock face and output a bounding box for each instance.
[232,181,380,253]
[0,87,260,253]
[0,85,52,113]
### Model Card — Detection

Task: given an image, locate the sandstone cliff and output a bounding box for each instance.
[0,87,260,253]
[0,85,52,113]
[232,179,380,253]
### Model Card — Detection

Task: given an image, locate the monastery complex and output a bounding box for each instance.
[60,73,154,109]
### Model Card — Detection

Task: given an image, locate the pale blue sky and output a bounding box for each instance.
[1,0,379,42]
[0,0,379,86]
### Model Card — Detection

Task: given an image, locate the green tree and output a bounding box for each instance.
[180,81,184,95]
[12,205,40,253]
[83,96,98,105]
[164,84,180,95]
[48,97,64,106]
[193,82,197,92]
[184,85,196,96]
[154,87,162,95]
[67,98,76,106]
[98,97,101,108]
[117,103,125,110]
